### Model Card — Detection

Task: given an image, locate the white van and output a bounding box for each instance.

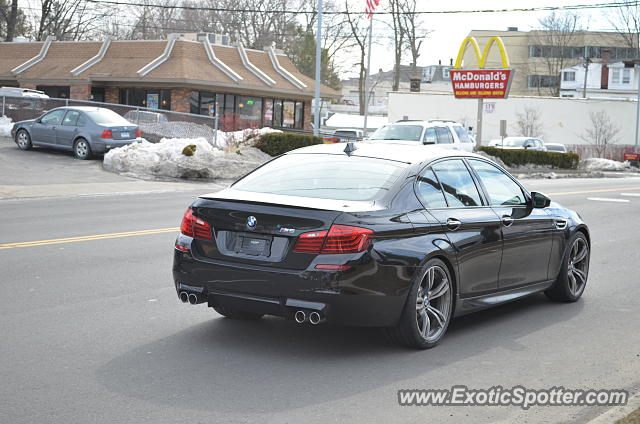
[0,87,49,98]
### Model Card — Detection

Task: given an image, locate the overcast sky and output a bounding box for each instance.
[345,0,615,77]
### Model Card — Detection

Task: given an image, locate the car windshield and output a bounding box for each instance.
[85,109,131,126]
[232,154,407,201]
[368,125,423,141]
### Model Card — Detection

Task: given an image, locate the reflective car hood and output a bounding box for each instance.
[199,188,382,212]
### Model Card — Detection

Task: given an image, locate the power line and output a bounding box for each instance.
[79,0,640,16]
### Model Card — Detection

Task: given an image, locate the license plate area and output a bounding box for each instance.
[120,131,130,139]
[234,233,272,256]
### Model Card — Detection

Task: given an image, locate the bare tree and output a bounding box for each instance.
[399,0,429,75]
[388,0,404,91]
[32,0,109,41]
[530,12,583,96]
[344,1,368,114]
[514,106,544,138]
[580,110,621,158]
[608,2,640,54]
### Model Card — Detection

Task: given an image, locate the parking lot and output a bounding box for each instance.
[1,137,639,423]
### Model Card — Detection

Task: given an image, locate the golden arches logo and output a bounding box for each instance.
[453,36,510,69]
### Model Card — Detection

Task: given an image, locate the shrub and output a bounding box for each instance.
[478,146,580,169]
[254,132,323,156]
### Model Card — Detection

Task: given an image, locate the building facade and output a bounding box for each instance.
[464,29,635,96]
[0,34,339,130]
[560,61,639,99]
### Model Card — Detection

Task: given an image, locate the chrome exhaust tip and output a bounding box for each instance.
[179,292,189,303]
[309,312,322,325]
[294,310,307,323]
[188,293,198,305]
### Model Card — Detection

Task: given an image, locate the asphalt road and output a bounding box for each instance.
[1,174,640,423]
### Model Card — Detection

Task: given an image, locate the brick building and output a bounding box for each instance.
[0,34,339,130]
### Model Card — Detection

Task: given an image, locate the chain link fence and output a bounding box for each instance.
[1,95,224,148]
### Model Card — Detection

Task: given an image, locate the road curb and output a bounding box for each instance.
[587,391,640,424]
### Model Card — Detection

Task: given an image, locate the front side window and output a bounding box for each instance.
[40,109,66,125]
[431,160,482,207]
[468,159,526,206]
[233,154,407,201]
[435,127,454,144]
[369,124,424,142]
[416,168,447,208]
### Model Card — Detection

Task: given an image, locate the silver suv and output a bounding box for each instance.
[366,120,475,152]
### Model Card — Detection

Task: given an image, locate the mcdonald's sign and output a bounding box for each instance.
[449,36,514,99]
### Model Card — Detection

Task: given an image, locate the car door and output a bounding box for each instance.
[435,127,458,150]
[31,109,66,144]
[467,159,554,289]
[420,159,503,297]
[55,110,81,147]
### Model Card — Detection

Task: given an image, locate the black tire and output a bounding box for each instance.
[213,305,263,320]
[545,232,590,302]
[74,138,92,160]
[15,129,33,151]
[385,258,454,349]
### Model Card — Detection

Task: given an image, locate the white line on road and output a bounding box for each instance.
[586,197,631,203]
[620,192,640,197]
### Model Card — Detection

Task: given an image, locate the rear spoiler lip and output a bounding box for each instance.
[197,188,383,213]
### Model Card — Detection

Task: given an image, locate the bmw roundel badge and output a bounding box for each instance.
[246,216,257,228]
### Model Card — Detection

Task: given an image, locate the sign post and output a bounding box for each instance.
[450,36,513,150]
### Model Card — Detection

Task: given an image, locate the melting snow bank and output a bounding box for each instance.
[103,138,271,180]
[579,158,632,172]
[0,116,13,137]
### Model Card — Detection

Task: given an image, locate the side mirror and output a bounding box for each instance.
[531,192,551,208]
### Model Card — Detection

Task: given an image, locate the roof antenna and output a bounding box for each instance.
[344,140,358,156]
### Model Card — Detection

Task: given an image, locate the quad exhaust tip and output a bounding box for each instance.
[188,293,198,305]
[309,312,322,325]
[179,291,189,303]
[294,310,307,323]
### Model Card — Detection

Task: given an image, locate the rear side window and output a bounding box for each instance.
[233,154,407,201]
[453,126,473,143]
[62,110,80,126]
[435,127,454,144]
[431,159,482,207]
[416,168,447,208]
[423,127,437,144]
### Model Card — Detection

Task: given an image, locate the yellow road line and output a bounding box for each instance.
[0,227,179,250]
[548,186,640,196]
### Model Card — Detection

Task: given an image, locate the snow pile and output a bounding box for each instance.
[103,137,271,180]
[0,115,13,137]
[579,158,631,172]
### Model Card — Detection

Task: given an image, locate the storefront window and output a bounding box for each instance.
[236,96,262,123]
[37,85,70,99]
[273,99,283,127]
[294,101,304,129]
[119,88,171,110]
[282,101,295,128]
[263,99,274,127]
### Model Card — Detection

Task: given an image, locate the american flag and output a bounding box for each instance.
[365,0,380,18]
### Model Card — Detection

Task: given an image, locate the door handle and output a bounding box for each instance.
[555,218,567,229]
[501,215,514,227]
[446,218,462,231]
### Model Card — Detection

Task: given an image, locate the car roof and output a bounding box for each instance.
[52,106,114,112]
[388,120,463,128]
[288,141,481,165]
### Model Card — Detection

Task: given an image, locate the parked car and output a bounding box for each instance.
[123,110,168,124]
[366,120,475,152]
[488,137,547,151]
[173,142,590,349]
[11,106,142,159]
[0,86,49,99]
[327,128,364,143]
[545,143,568,153]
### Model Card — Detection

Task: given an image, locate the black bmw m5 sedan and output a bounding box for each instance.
[173,142,590,349]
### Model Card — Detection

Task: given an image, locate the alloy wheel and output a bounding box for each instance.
[17,131,28,148]
[76,140,89,158]
[567,238,589,297]
[416,265,452,342]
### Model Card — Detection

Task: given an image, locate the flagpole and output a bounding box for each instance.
[313,0,323,137]
[363,16,373,135]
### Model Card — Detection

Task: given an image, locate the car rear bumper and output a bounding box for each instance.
[172,247,411,327]
[91,138,144,153]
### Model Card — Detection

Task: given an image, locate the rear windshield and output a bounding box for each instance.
[369,124,423,141]
[86,109,131,126]
[232,154,407,201]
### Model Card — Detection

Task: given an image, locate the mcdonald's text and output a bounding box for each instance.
[450,69,513,99]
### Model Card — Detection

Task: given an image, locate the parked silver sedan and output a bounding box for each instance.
[11,106,143,159]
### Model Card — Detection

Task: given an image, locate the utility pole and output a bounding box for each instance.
[582,57,591,99]
[362,18,373,136]
[476,98,483,149]
[313,0,323,136]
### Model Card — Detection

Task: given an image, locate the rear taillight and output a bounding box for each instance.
[101,129,113,139]
[293,225,373,254]
[136,127,141,137]
[180,208,213,241]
